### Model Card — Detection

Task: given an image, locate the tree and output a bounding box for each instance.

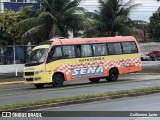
[83,18,100,37]
[0,6,36,45]
[85,0,140,37]
[17,0,86,44]
[148,12,160,42]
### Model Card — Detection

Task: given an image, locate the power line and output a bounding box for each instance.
[80,5,160,7]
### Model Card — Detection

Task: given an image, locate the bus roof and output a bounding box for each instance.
[50,36,137,45]
[33,36,140,53]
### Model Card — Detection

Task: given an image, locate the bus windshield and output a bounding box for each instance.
[26,48,48,65]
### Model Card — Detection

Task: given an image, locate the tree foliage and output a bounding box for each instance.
[0,6,35,45]
[17,0,86,44]
[84,0,140,37]
[0,0,142,45]
[148,12,160,42]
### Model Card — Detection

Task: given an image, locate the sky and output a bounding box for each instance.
[80,0,160,22]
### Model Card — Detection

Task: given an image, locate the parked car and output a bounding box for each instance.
[146,51,160,61]
[141,53,151,61]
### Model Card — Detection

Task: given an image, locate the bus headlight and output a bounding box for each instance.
[35,70,43,75]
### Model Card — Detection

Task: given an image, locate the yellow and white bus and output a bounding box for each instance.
[24,36,142,88]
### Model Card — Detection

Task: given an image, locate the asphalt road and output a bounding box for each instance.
[0,61,160,120]
[0,73,160,105]
[35,94,160,120]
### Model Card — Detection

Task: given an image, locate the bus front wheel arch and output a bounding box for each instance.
[106,68,119,82]
[52,73,64,87]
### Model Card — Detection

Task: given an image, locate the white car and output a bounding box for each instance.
[141,53,151,61]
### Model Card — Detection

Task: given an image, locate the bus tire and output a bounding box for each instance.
[34,83,45,88]
[52,74,64,87]
[107,69,118,82]
[89,78,100,83]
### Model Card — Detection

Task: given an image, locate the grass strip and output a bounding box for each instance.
[1,86,160,111]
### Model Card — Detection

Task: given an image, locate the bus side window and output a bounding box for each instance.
[81,45,92,57]
[122,42,138,54]
[130,42,138,53]
[92,44,108,56]
[108,43,122,55]
[62,46,75,58]
[48,46,62,62]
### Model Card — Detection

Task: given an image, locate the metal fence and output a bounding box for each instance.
[0,45,35,65]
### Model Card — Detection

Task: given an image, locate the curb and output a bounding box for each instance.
[1,89,160,111]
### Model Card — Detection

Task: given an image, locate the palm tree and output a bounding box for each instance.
[85,0,140,37]
[17,0,86,44]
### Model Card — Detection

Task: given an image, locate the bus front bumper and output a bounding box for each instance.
[24,71,51,84]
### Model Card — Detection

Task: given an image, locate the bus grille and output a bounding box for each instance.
[26,78,33,81]
[25,72,34,76]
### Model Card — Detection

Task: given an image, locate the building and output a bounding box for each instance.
[131,20,149,42]
[0,0,39,11]
[133,28,148,42]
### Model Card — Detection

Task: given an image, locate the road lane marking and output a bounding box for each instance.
[0,81,24,85]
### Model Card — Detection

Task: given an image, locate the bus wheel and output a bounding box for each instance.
[34,83,45,88]
[107,69,118,82]
[52,74,64,87]
[89,78,100,83]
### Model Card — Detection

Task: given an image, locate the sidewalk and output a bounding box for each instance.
[0,72,23,83]
[0,72,23,78]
